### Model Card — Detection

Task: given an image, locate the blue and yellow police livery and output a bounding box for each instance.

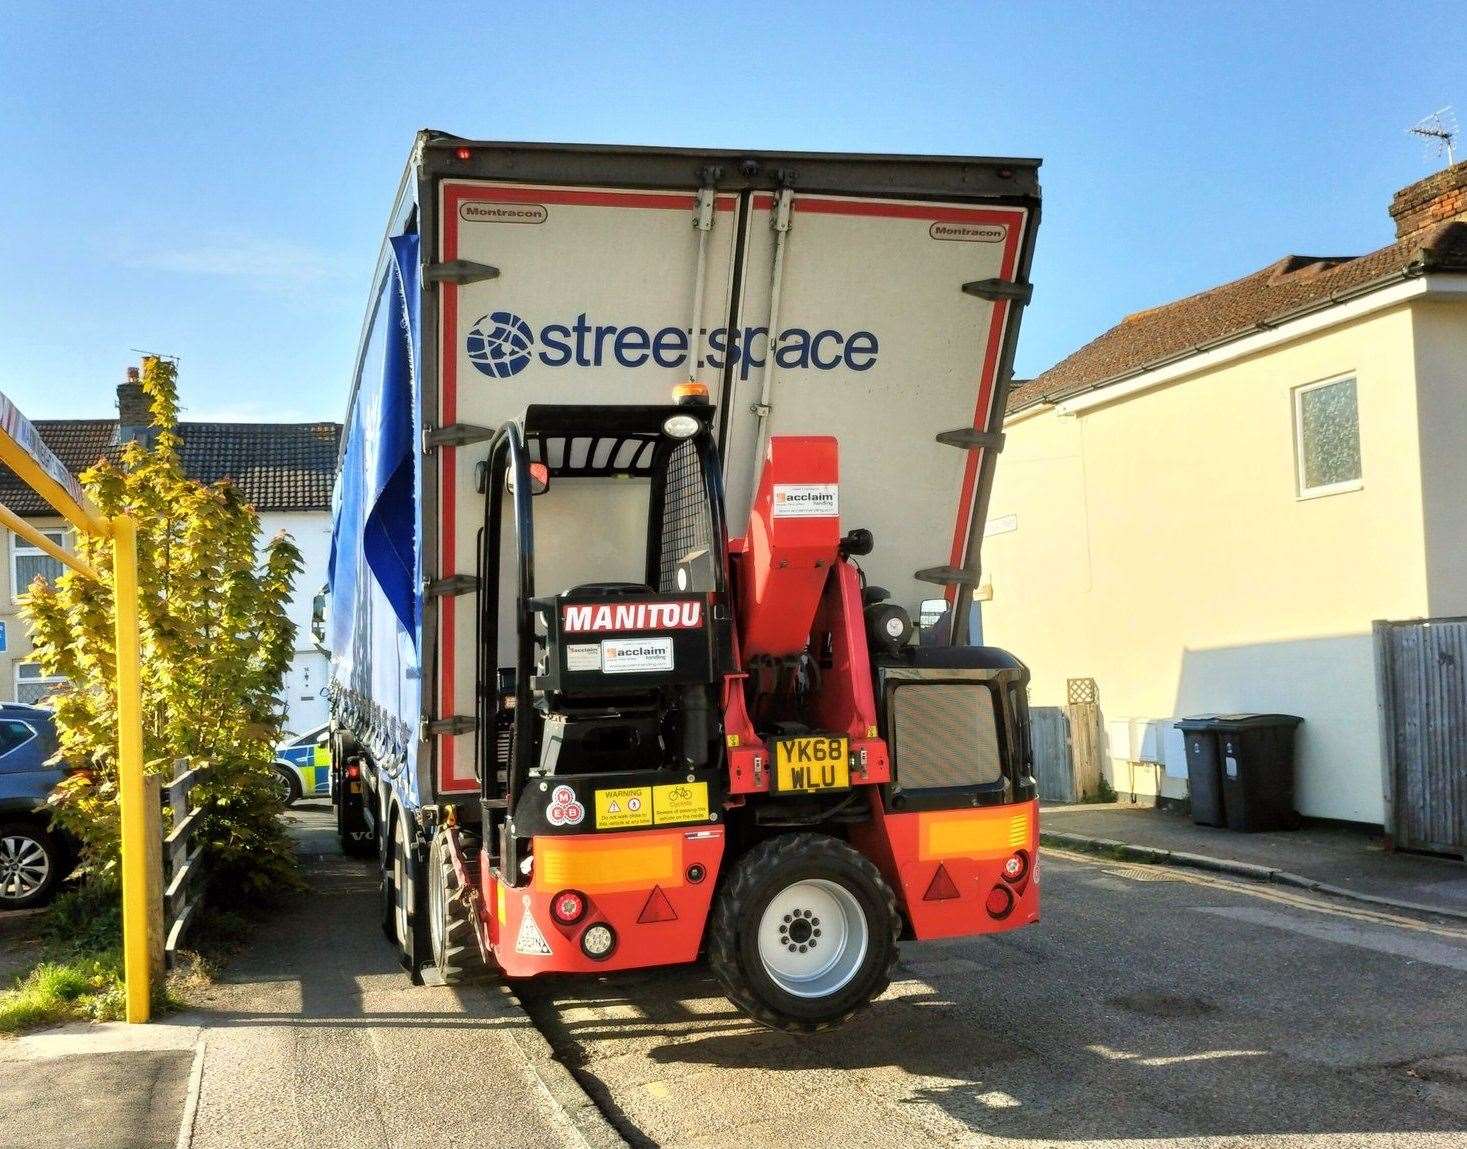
[272,724,331,807]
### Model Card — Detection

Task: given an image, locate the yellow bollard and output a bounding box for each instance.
[112,515,151,1023]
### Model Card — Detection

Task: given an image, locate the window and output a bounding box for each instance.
[1294,376,1362,497]
[15,663,67,706]
[0,720,34,756]
[10,529,67,599]
[890,682,1004,789]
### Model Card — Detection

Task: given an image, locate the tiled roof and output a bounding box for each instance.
[0,420,341,517]
[1009,218,1467,414]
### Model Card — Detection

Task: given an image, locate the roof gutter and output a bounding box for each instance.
[1043,267,1467,419]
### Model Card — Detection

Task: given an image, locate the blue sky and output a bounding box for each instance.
[0,2,1459,423]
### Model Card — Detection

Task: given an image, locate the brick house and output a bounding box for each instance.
[0,373,341,734]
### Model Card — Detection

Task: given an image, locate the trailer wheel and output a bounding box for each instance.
[428,830,491,984]
[388,813,429,984]
[708,833,900,1033]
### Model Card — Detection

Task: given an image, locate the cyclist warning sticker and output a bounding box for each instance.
[772,483,839,518]
[595,786,653,830]
[601,637,673,674]
[654,781,710,825]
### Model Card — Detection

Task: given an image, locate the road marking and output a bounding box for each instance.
[1087,1043,1267,1067]
[1195,905,1467,972]
[1044,846,1467,942]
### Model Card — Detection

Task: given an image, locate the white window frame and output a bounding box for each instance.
[9,526,70,601]
[1292,374,1363,500]
[14,661,67,706]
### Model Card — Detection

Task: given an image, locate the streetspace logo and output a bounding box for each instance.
[466,311,535,379]
[465,309,879,380]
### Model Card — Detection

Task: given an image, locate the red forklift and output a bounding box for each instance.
[425,384,1038,1031]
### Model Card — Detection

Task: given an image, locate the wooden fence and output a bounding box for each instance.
[1374,618,1467,856]
[142,759,207,973]
[1030,679,1107,804]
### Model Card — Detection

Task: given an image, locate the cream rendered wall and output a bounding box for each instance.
[983,304,1429,824]
[0,516,70,702]
[1411,296,1467,616]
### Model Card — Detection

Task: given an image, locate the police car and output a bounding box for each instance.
[272,724,331,807]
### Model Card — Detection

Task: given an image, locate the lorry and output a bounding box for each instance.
[326,133,1042,1030]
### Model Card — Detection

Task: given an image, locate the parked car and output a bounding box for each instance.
[272,724,331,807]
[0,703,72,910]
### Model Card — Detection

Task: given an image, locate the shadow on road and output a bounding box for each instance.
[517,862,1467,1147]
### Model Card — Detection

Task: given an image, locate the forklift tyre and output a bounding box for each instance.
[708,832,901,1034]
[428,830,492,984]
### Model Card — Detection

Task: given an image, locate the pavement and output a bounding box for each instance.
[1041,801,1467,919]
[181,802,619,1149]
[520,847,1467,1148]
[0,802,619,1149]
[0,1022,198,1149]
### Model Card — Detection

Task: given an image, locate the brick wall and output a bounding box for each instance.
[1390,160,1467,242]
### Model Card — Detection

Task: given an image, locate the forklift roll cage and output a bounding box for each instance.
[474,401,733,879]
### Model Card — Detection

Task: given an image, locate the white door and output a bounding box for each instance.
[723,192,1031,616]
[436,181,740,794]
[284,651,329,736]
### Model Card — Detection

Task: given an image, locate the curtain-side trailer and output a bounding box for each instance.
[327,133,1041,1028]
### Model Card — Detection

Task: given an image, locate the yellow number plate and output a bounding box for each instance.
[773,736,850,793]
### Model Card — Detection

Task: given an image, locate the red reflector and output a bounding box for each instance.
[637,886,678,924]
[551,889,587,925]
[922,864,960,902]
[985,885,1014,919]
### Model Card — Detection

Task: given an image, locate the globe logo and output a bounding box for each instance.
[466,311,534,378]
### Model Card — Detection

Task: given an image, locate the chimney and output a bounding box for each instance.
[117,365,152,444]
[1389,159,1467,244]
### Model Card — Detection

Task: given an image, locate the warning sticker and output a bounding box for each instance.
[601,637,674,674]
[772,484,839,518]
[595,785,653,830]
[514,895,552,955]
[653,781,710,826]
[566,643,601,672]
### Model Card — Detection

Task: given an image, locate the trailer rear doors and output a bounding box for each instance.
[431,165,1034,799]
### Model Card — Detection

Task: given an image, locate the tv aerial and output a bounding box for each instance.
[1409,107,1457,167]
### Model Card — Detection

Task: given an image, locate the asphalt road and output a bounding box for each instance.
[518,849,1467,1149]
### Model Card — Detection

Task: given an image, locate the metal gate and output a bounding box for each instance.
[1374,618,1467,856]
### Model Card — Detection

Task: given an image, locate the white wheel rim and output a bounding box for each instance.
[0,834,50,900]
[757,878,868,999]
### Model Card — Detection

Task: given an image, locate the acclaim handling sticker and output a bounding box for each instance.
[772,483,839,518]
[601,637,674,674]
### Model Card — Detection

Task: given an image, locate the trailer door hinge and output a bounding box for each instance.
[962,278,1034,305]
[425,423,495,450]
[914,565,980,587]
[425,260,500,286]
[428,574,479,598]
[428,715,477,736]
[936,428,1006,452]
[693,186,716,231]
